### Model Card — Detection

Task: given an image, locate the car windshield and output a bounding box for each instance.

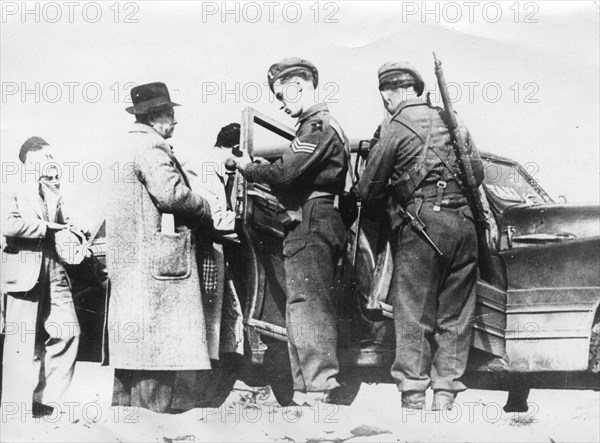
[482,158,551,205]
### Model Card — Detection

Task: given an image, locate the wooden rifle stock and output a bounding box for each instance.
[433,52,501,286]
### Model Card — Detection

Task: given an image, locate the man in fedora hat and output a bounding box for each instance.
[357,62,483,410]
[1,137,81,417]
[106,82,214,413]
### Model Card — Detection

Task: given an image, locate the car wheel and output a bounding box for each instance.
[171,354,241,410]
[503,373,531,413]
[198,353,243,408]
[264,343,362,407]
[588,310,600,373]
[264,343,296,407]
[332,368,362,406]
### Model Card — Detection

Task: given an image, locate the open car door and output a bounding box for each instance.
[233,106,508,368]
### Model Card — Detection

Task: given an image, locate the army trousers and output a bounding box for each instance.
[390,199,478,393]
[283,197,346,393]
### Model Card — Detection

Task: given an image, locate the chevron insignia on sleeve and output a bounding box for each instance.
[291,138,317,154]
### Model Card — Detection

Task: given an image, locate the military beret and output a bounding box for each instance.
[267,57,319,92]
[19,136,49,163]
[378,61,425,96]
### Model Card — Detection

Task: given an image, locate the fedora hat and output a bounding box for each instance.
[125,82,180,115]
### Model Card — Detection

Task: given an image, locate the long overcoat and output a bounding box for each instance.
[106,122,213,370]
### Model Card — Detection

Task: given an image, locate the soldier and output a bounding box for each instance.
[357,62,484,410]
[230,58,348,405]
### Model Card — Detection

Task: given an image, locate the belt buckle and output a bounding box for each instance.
[433,181,447,212]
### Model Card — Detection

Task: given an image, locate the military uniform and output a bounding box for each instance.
[357,62,483,402]
[243,61,348,394]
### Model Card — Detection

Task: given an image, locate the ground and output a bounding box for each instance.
[1,362,598,442]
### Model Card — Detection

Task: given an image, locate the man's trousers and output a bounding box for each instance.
[283,197,346,393]
[390,199,478,393]
[1,254,80,414]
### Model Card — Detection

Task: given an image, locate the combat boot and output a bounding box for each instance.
[401,390,426,409]
[431,390,456,410]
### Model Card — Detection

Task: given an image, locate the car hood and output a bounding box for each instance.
[500,203,600,245]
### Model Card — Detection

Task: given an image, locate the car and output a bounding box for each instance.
[30,106,598,411]
[225,107,600,411]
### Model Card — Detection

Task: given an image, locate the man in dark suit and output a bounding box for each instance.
[1,137,80,417]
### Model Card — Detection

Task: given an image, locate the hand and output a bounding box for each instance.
[252,156,270,165]
[46,222,68,231]
[234,150,252,170]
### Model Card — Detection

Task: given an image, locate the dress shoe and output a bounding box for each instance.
[401,390,426,409]
[431,390,456,410]
[32,401,55,418]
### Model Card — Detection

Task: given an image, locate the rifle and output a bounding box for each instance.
[433,52,499,285]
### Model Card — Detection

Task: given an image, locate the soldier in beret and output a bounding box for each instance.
[357,62,484,410]
[230,57,349,405]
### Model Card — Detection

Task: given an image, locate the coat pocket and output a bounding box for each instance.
[459,206,475,223]
[283,239,307,259]
[150,230,192,280]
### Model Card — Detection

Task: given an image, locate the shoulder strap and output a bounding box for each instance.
[433,108,465,188]
[390,101,427,121]
[329,116,356,185]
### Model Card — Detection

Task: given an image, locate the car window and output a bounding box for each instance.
[483,159,551,205]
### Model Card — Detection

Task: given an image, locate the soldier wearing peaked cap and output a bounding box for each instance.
[357,62,484,410]
[232,57,349,405]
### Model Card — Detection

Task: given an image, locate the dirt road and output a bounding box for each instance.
[1,362,598,442]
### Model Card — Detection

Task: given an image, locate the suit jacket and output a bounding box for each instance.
[1,181,67,293]
[184,147,236,233]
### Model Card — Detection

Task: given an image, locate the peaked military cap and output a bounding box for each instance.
[378,61,425,96]
[267,57,319,92]
[126,82,180,115]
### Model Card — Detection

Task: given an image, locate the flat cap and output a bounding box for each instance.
[267,57,319,92]
[378,61,424,96]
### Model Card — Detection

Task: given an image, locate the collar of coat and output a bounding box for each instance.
[129,121,168,139]
[389,97,428,119]
[297,102,329,126]
[128,122,178,153]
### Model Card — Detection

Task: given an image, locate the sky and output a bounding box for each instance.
[1,1,599,228]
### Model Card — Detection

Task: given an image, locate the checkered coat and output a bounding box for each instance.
[106,122,213,370]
